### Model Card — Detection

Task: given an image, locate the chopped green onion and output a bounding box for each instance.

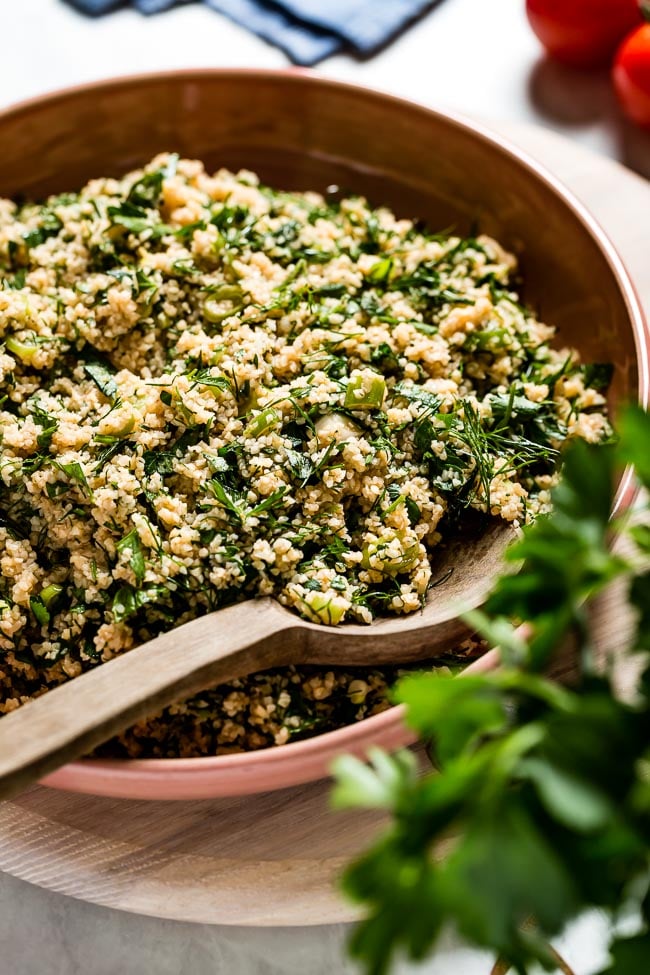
[40,584,64,609]
[6,334,39,364]
[301,591,346,625]
[30,597,50,626]
[344,373,386,411]
[203,285,244,324]
[365,257,393,285]
[361,533,420,575]
[245,406,281,438]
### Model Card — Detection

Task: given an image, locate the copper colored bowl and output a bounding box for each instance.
[2,70,646,800]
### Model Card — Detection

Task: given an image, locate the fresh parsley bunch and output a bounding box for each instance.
[332,406,650,975]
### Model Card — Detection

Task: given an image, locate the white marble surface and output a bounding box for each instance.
[1,1,647,972]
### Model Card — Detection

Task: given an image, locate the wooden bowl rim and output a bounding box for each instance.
[5,67,644,798]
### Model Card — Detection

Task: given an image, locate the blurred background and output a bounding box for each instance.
[3,0,650,177]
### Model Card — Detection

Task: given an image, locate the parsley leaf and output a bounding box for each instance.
[116,528,146,585]
[82,352,119,405]
[334,406,650,975]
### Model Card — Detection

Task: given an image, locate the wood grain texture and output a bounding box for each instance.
[0,120,649,927]
[0,521,512,803]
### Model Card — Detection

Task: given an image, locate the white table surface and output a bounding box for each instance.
[1,1,647,973]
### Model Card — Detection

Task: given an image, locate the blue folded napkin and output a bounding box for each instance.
[67,0,442,65]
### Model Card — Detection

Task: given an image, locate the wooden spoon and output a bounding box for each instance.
[0,518,514,801]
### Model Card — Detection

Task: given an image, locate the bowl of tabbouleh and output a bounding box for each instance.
[0,72,646,799]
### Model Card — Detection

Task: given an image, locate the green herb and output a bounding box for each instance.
[92,441,122,472]
[170,258,198,277]
[266,219,300,250]
[370,343,400,375]
[22,210,62,250]
[331,575,348,591]
[333,405,650,975]
[455,400,494,508]
[24,403,58,467]
[143,450,175,478]
[28,583,65,628]
[1,268,26,290]
[411,321,439,336]
[82,352,119,405]
[385,484,420,526]
[107,202,172,238]
[188,369,232,393]
[248,486,288,518]
[116,528,146,585]
[582,363,614,392]
[206,476,246,522]
[392,261,475,309]
[406,387,562,512]
[29,596,50,627]
[125,162,173,209]
[320,535,349,566]
[359,290,397,325]
[142,422,213,479]
[107,267,159,308]
[303,578,323,592]
[285,447,314,485]
[464,324,511,351]
[58,460,92,499]
[366,258,393,286]
[211,202,252,232]
[488,387,565,449]
[111,584,167,623]
[394,381,442,414]
[308,440,339,482]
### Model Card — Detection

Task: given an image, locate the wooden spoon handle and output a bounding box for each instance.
[0,598,295,801]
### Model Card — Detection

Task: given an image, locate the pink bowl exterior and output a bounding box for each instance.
[40,650,500,800]
[40,707,418,800]
[1,68,641,800]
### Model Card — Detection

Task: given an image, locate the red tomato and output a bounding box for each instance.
[613,23,650,127]
[526,0,642,68]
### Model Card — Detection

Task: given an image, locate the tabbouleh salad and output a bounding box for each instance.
[0,154,611,755]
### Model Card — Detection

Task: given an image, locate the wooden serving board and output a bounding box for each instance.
[0,121,649,927]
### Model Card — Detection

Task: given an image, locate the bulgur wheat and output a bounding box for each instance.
[0,154,611,754]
